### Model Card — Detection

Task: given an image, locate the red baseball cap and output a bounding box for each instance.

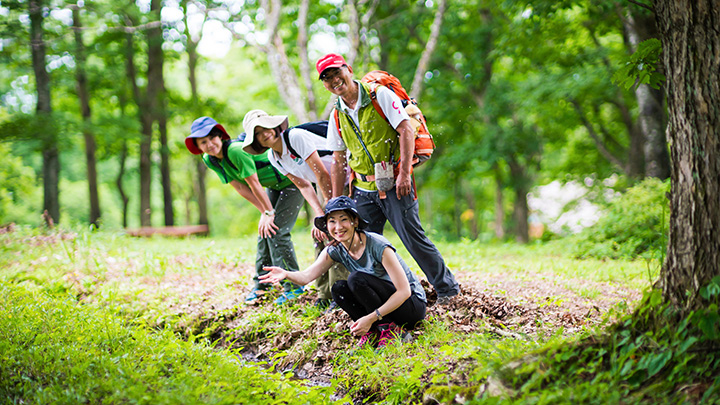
[316,53,348,79]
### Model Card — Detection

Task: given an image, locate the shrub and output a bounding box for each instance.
[568,178,669,260]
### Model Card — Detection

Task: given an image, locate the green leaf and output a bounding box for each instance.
[646,351,672,378]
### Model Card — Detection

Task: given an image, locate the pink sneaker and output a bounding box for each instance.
[358,329,379,348]
[376,323,404,348]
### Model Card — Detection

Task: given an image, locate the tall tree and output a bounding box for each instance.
[182,0,208,227]
[122,3,159,227]
[29,0,59,224]
[654,0,719,311]
[621,4,670,180]
[148,0,174,226]
[409,0,447,100]
[71,2,101,228]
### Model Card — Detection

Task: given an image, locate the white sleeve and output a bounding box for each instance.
[325,111,347,151]
[375,86,410,130]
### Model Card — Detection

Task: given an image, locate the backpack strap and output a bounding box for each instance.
[282,126,334,160]
[367,84,389,125]
[333,109,342,138]
[282,129,301,159]
[221,140,238,170]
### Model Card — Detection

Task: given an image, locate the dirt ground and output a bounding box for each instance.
[122,258,641,386]
[49,240,641,388]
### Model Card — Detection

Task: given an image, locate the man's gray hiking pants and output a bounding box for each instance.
[352,185,460,298]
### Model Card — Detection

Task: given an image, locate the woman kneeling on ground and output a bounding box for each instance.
[260,196,427,347]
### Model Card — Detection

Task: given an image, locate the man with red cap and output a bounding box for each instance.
[316,54,459,304]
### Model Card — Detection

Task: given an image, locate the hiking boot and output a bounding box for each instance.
[244,287,264,303]
[435,293,459,306]
[324,300,339,312]
[314,298,331,309]
[358,329,379,348]
[275,286,304,305]
[377,322,404,348]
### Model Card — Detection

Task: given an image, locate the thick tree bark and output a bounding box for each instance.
[30,0,60,224]
[72,4,101,228]
[655,0,720,311]
[624,7,670,180]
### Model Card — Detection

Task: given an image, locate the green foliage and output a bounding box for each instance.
[0,282,336,404]
[0,143,40,224]
[569,178,669,260]
[492,287,720,403]
[613,39,665,90]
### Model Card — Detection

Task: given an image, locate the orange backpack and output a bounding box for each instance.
[334,70,436,167]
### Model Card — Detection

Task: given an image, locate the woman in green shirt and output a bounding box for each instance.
[186,116,304,305]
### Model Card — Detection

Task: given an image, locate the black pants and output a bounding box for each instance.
[331,271,426,329]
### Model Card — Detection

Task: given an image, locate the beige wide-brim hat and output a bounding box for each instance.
[241,109,289,155]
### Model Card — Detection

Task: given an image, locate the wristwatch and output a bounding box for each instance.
[263,209,276,216]
[375,309,383,321]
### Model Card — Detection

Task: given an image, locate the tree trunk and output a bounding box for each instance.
[409,0,447,100]
[117,142,130,228]
[148,0,173,226]
[123,9,153,227]
[196,161,208,226]
[453,177,462,239]
[493,163,505,240]
[655,0,720,311]
[296,0,318,120]
[465,186,479,240]
[624,8,670,180]
[146,0,169,226]
[72,3,101,228]
[183,0,208,227]
[508,157,530,244]
[30,0,60,224]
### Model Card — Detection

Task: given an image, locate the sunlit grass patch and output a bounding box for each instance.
[0,226,655,403]
[0,281,337,404]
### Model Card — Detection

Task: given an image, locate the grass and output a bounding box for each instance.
[0,281,339,404]
[1,224,672,404]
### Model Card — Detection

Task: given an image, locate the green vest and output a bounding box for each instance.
[335,82,400,191]
[203,142,293,190]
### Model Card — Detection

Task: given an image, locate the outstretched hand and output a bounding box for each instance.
[259,266,287,285]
